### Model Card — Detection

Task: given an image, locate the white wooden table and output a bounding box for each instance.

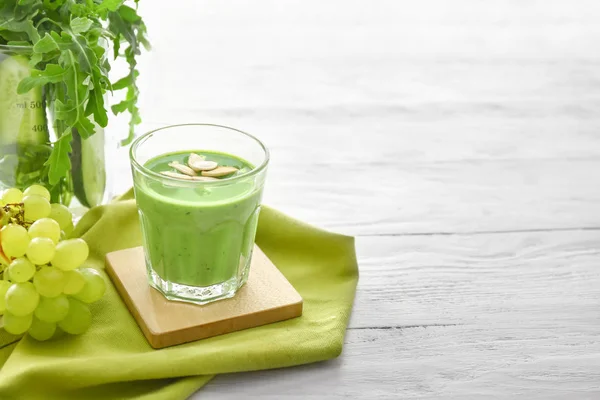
[116,1,600,398]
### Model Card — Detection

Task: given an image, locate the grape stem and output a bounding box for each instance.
[1,203,31,229]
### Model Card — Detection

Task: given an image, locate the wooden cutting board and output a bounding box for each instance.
[105,246,303,349]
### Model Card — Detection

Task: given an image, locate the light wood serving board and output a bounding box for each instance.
[105,246,303,349]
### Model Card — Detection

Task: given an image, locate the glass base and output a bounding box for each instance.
[148,268,248,306]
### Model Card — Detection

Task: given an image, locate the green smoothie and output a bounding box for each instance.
[134,150,262,289]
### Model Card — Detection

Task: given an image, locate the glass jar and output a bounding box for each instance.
[0,45,116,211]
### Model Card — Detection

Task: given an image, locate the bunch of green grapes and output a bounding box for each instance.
[0,185,105,340]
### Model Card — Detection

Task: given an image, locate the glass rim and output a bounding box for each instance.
[129,123,270,186]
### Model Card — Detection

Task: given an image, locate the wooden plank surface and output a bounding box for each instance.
[201,231,600,399]
[112,0,600,397]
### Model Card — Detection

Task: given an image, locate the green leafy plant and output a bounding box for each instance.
[0,0,149,186]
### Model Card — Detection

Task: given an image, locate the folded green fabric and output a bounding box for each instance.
[0,191,358,399]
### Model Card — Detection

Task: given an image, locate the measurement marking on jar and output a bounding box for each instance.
[32,124,48,132]
[15,101,43,109]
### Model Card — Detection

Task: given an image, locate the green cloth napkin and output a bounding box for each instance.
[0,191,358,399]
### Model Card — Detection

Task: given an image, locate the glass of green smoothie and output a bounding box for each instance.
[129,124,269,305]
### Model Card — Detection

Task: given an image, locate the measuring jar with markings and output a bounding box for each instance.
[0,45,114,210]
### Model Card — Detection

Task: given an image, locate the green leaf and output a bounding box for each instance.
[72,36,98,73]
[28,53,43,67]
[17,64,67,93]
[43,0,65,11]
[33,33,59,53]
[16,78,40,94]
[91,42,106,60]
[45,131,73,186]
[86,85,108,127]
[96,0,124,12]
[71,17,93,34]
[111,100,128,114]
[75,116,95,139]
[6,40,30,46]
[63,53,89,116]
[111,70,138,90]
[112,36,120,59]
[54,99,74,124]
[18,0,38,6]
[118,5,140,23]
[0,18,40,43]
[69,0,96,17]
[108,11,136,45]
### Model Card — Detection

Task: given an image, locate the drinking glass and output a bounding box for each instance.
[129,124,269,305]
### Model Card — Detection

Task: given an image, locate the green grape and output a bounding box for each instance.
[0,280,11,313]
[49,203,73,231]
[73,268,106,304]
[63,269,85,295]
[33,266,65,298]
[27,237,56,265]
[63,223,74,237]
[23,184,51,201]
[5,282,39,316]
[28,218,61,244]
[51,239,89,271]
[7,257,36,283]
[23,194,51,221]
[1,188,23,204]
[1,224,30,258]
[3,312,32,335]
[28,317,56,341]
[58,298,91,335]
[34,294,69,323]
